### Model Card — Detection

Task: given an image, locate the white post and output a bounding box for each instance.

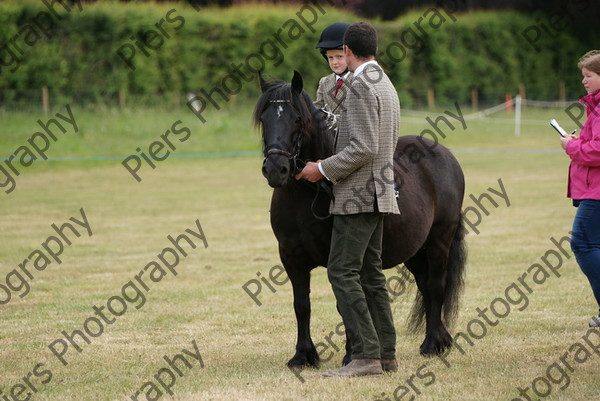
[514,94,521,136]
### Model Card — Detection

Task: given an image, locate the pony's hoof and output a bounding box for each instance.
[420,327,453,356]
[419,337,452,356]
[420,343,443,356]
[287,352,320,368]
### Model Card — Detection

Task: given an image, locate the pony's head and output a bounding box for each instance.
[254,70,324,188]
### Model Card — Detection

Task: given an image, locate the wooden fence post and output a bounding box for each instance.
[119,87,126,109]
[42,86,49,116]
[427,88,435,110]
[559,80,566,102]
[471,88,478,110]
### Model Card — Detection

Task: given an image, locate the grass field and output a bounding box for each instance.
[1,101,599,401]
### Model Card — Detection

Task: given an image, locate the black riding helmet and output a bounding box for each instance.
[316,22,351,61]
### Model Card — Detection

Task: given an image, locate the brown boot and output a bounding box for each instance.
[381,358,398,372]
[322,358,383,378]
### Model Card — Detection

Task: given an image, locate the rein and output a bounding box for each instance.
[304,179,334,221]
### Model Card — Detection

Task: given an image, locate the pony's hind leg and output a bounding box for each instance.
[405,249,438,354]
[406,224,457,356]
[420,223,459,355]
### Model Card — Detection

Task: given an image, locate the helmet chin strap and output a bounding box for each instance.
[338,67,349,77]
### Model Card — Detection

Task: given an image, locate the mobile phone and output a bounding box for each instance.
[550,119,567,137]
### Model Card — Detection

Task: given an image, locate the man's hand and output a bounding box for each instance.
[295,161,324,183]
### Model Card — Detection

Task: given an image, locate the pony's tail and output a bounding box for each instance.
[408,216,467,331]
[441,216,467,327]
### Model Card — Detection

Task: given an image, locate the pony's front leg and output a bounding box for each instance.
[286,266,319,368]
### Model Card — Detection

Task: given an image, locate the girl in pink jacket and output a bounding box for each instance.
[561,50,600,327]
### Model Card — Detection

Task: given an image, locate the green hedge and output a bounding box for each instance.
[0,1,590,109]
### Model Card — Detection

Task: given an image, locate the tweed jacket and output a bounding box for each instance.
[314,73,352,116]
[320,62,400,215]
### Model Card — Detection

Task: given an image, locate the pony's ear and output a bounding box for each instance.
[291,70,303,94]
[259,70,268,93]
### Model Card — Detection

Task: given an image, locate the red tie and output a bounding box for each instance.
[334,78,343,97]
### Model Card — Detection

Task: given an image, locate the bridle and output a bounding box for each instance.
[263,99,306,175]
[261,98,333,220]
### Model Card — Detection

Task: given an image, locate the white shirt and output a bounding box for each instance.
[352,59,378,77]
[335,71,351,81]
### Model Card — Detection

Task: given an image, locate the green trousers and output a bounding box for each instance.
[327,212,396,359]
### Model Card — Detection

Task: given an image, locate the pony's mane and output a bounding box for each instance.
[253,77,333,160]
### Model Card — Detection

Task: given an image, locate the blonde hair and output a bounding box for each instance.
[578,50,600,74]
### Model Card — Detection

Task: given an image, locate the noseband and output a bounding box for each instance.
[263,99,305,174]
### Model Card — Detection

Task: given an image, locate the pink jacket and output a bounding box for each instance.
[566,90,600,200]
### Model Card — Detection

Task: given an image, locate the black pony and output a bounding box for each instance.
[254,71,467,367]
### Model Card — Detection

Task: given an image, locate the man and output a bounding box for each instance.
[295,21,400,377]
